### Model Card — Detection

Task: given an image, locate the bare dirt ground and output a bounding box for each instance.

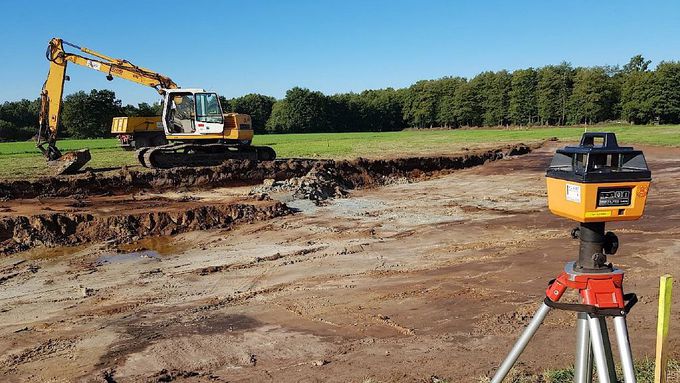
[0,142,678,382]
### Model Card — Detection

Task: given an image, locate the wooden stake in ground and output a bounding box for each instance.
[655,274,674,383]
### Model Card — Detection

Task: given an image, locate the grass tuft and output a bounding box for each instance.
[480,358,680,383]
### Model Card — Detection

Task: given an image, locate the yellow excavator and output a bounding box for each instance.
[38,38,275,175]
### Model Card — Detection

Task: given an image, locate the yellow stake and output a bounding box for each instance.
[655,274,674,383]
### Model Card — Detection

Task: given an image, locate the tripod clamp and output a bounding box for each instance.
[543,293,637,317]
[543,261,636,315]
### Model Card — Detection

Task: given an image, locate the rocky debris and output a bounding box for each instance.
[0,144,535,201]
[147,369,202,382]
[251,163,349,205]
[80,285,95,297]
[102,369,116,383]
[248,144,533,204]
[0,200,290,256]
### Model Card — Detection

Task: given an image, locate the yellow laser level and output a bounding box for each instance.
[546,132,651,223]
[492,133,652,383]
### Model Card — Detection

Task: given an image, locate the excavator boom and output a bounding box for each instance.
[38,38,178,174]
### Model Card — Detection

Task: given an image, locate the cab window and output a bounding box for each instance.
[195,93,223,123]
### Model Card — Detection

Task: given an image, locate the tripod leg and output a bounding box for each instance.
[598,317,619,381]
[575,312,593,383]
[613,316,637,383]
[587,314,614,383]
[491,303,551,383]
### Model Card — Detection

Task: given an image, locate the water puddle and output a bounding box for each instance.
[95,250,161,266]
[23,245,88,260]
[117,236,190,255]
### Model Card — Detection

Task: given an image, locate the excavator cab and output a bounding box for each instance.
[162,90,225,136]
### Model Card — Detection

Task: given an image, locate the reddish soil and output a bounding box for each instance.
[0,142,678,383]
[0,145,532,255]
[0,194,289,255]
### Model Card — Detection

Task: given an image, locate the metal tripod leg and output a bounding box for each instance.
[613,316,637,383]
[599,317,619,381]
[587,314,618,383]
[490,303,551,383]
[574,313,593,383]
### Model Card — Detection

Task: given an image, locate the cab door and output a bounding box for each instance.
[194,93,225,134]
[162,93,196,134]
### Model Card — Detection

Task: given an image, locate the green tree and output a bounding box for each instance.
[537,63,574,125]
[620,55,656,124]
[454,80,483,127]
[435,77,466,128]
[402,80,441,128]
[621,71,656,124]
[341,88,405,132]
[653,61,680,124]
[0,99,40,141]
[623,54,651,73]
[265,87,331,133]
[122,102,162,117]
[567,67,617,124]
[509,68,538,125]
[0,120,19,141]
[476,71,511,126]
[62,89,123,138]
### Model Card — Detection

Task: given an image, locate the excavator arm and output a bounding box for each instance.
[37,38,179,174]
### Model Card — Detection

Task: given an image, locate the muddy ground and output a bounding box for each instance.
[0,145,531,255]
[0,142,679,382]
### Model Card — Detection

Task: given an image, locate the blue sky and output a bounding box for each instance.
[1,0,679,105]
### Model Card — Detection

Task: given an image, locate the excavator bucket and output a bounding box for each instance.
[48,149,92,175]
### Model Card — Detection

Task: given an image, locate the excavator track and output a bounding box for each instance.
[136,147,152,168]
[139,143,276,169]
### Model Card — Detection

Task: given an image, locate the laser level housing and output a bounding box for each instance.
[546,132,651,223]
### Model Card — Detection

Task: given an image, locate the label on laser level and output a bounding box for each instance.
[585,211,613,218]
[597,187,632,207]
[566,183,581,203]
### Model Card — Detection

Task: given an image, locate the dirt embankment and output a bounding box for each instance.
[0,199,289,255]
[0,144,532,200]
[0,144,534,255]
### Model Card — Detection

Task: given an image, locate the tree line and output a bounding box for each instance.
[1,55,679,141]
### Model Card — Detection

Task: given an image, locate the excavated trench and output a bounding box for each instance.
[0,199,289,255]
[0,144,536,255]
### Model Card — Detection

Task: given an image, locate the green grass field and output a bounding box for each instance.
[1,124,679,180]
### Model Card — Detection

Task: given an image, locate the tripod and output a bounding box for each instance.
[491,223,638,383]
